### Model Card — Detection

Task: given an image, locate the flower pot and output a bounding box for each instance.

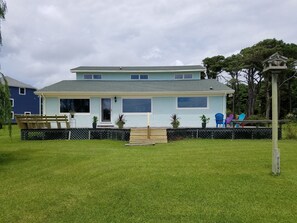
[92,122,97,129]
[202,123,206,129]
[172,123,179,129]
[117,123,124,129]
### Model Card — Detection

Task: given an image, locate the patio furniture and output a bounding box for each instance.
[235,113,246,128]
[215,113,225,128]
[225,114,234,127]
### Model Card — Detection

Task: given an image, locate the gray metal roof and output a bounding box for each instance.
[36,79,234,95]
[71,65,205,73]
[0,76,35,89]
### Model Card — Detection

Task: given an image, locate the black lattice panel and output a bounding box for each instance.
[212,129,233,139]
[166,128,280,140]
[21,129,69,140]
[21,128,130,141]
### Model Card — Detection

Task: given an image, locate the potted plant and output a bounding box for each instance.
[92,116,98,129]
[116,114,126,129]
[69,110,75,119]
[200,115,210,128]
[170,114,180,129]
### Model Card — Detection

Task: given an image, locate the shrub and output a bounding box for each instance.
[170,114,180,128]
[283,122,297,139]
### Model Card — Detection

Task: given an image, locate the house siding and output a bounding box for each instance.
[76,71,201,81]
[10,86,39,122]
[44,95,226,128]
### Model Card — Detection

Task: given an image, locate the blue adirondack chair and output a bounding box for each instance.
[235,113,246,127]
[215,113,224,128]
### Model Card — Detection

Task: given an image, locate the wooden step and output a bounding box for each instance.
[129,128,168,144]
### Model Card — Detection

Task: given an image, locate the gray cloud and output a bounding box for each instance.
[1,0,297,88]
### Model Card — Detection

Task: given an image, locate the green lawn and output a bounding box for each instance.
[1,127,297,223]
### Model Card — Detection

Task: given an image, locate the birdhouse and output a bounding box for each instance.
[263,52,288,72]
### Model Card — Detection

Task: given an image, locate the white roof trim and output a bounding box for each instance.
[71,69,205,73]
[35,90,234,97]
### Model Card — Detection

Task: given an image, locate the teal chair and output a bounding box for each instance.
[236,113,246,127]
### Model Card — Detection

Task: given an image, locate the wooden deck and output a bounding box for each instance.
[15,115,70,129]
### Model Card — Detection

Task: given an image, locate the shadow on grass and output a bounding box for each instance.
[0,152,30,165]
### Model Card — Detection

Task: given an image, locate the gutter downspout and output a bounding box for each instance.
[41,93,46,115]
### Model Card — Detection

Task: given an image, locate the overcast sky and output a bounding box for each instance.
[0,0,296,88]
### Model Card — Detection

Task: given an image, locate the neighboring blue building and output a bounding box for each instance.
[1,76,40,122]
[35,65,234,128]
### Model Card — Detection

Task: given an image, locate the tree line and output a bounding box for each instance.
[202,39,297,119]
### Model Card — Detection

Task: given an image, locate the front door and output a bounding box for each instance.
[101,98,111,123]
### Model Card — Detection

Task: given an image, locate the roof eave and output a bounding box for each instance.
[35,90,234,97]
[70,69,206,73]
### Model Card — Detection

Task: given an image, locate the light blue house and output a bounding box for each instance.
[35,65,234,128]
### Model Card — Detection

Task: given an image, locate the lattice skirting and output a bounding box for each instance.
[21,128,130,141]
[20,128,281,141]
[167,128,282,140]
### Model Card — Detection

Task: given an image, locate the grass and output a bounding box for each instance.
[1,127,297,223]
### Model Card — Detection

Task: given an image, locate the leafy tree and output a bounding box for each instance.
[0,1,11,137]
[0,74,12,136]
[223,54,244,114]
[202,55,225,79]
[238,39,288,116]
[206,38,297,118]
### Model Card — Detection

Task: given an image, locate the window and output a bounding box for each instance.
[123,99,151,113]
[131,75,139,80]
[175,74,193,79]
[93,74,101,79]
[84,74,93,79]
[10,99,14,107]
[177,97,207,108]
[175,74,183,79]
[184,74,193,79]
[83,74,101,80]
[131,74,148,80]
[140,75,148,80]
[19,88,26,95]
[60,99,90,113]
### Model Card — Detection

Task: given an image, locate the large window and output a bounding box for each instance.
[60,99,90,113]
[123,99,151,113]
[177,97,207,108]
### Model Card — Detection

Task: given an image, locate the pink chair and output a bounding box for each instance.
[225,114,234,127]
